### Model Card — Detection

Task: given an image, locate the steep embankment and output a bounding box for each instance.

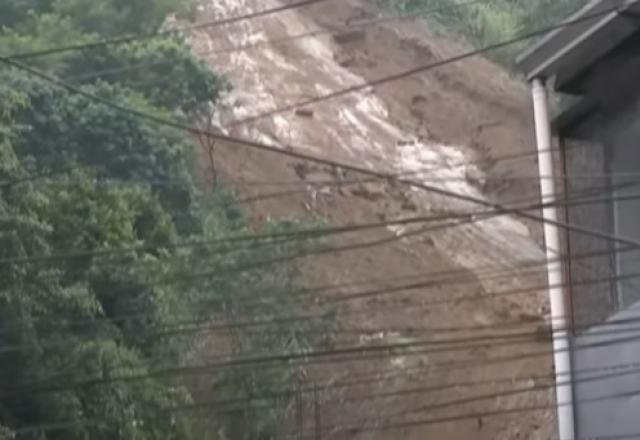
[188,0,554,438]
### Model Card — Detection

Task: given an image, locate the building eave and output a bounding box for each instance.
[517,0,640,91]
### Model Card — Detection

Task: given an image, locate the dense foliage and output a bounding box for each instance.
[0,1,328,439]
[378,0,589,66]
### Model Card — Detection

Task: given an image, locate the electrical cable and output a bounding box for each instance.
[230,178,640,208]
[5,0,337,60]
[0,143,558,189]
[204,364,640,425]
[1,228,636,347]
[8,320,640,420]
[225,5,623,127]
[2,227,636,396]
[63,0,488,83]
[188,358,640,413]
[7,355,640,438]
[293,382,640,439]
[0,266,627,365]
[1,208,635,352]
[306,355,640,404]
[1,167,634,272]
[7,310,640,400]
[1,1,636,428]
[0,4,632,440]
[0,209,486,266]
[0,205,626,336]
[2,6,637,262]
[10,300,640,415]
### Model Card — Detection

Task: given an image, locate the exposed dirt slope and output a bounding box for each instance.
[188,0,555,438]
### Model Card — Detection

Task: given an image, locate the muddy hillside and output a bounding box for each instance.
[188,0,555,438]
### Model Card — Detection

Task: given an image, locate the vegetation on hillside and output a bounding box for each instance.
[0,1,331,439]
[378,0,589,66]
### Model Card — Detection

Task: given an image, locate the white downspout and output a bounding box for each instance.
[531,78,575,440]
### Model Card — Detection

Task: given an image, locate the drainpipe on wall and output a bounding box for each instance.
[531,78,575,440]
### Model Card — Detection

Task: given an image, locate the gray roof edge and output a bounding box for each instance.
[524,13,637,82]
[516,0,640,80]
[515,0,605,67]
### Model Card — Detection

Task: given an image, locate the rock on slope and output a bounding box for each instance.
[188,0,555,438]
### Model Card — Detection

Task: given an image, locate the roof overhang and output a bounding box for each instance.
[517,0,640,92]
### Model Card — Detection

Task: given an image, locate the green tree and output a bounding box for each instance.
[0,0,195,35]
[64,37,228,114]
[0,1,332,438]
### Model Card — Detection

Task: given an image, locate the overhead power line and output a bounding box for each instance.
[170,363,638,419]
[5,0,335,60]
[1,163,635,227]
[62,0,487,82]
[1,179,632,268]
[192,359,640,416]
[2,253,639,362]
[0,144,555,189]
[10,296,640,368]
[1,5,635,260]
[11,347,640,425]
[225,5,623,127]
[1,138,637,273]
[317,358,640,405]
[0,327,542,396]
[0,195,631,324]
[7,244,640,402]
[302,381,640,439]
[0,225,604,353]
[7,313,640,400]
[0,208,487,266]
[0,173,634,306]
[0,3,632,440]
[2,219,637,346]
[8,337,640,418]
[7,353,640,438]
[296,364,640,431]
[1,9,636,436]
[5,174,634,348]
